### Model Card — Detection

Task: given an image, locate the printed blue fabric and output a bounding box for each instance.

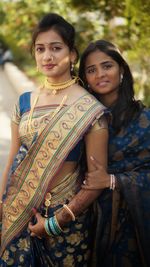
[95,106,150,267]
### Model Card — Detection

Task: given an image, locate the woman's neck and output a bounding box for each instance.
[47,74,72,84]
[98,93,118,108]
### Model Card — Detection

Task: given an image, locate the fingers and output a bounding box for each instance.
[81,184,98,190]
[34,212,42,221]
[28,220,42,239]
[30,231,42,239]
[31,208,42,222]
[32,207,37,215]
[28,221,34,232]
[90,156,101,170]
[82,179,95,190]
[28,212,42,230]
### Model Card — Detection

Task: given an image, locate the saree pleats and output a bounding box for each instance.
[1,170,92,267]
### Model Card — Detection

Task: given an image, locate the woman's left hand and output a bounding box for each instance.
[28,208,46,238]
[82,156,110,190]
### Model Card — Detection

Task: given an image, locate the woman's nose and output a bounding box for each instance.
[43,51,53,61]
[96,68,105,78]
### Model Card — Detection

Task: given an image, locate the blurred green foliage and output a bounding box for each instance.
[0,0,150,106]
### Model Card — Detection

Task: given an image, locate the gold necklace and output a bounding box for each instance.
[44,77,77,95]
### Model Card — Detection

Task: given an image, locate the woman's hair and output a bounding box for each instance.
[79,39,142,133]
[31,13,79,75]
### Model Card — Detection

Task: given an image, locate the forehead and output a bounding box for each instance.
[35,29,64,45]
[85,50,116,66]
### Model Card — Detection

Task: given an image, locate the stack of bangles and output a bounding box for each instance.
[44,204,75,236]
[44,215,63,236]
[110,174,116,190]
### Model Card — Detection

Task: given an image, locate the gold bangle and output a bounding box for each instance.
[0,200,2,204]
[63,204,75,221]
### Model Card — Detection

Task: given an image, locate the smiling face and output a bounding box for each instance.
[35,29,76,83]
[85,50,121,106]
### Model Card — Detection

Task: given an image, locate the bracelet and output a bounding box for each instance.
[63,204,75,221]
[44,216,63,236]
[0,200,3,204]
[44,218,53,236]
[54,215,63,232]
[110,174,116,190]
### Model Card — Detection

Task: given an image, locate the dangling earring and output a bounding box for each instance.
[71,62,74,72]
[36,65,39,72]
[120,73,123,84]
[87,84,92,93]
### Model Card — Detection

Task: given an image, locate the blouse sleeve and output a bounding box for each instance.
[11,99,21,125]
[88,114,108,134]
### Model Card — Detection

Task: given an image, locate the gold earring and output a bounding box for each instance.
[36,66,39,72]
[87,84,92,93]
[120,73,123,84]
[71,62,74,72]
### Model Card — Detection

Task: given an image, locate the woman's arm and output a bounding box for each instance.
[57,127,109,224]
[28,126,109,236]
[0,122,20,201]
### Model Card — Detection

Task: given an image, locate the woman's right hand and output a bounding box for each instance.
[82,156,110,190]
[28,208,47,239]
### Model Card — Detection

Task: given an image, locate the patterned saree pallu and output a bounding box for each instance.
[0,93,105,256]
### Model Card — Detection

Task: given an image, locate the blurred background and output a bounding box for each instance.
[0,0,150,104]
[0,0,150,178]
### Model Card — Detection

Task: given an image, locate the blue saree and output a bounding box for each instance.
[94,106,150,267]
[0,93,106,266]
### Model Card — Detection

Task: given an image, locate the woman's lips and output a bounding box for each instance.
[96,81,109,87]
[43,64,56,70]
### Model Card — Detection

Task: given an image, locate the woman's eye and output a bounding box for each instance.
[52,46,62,51]
[86,68,96,74]
[103,64,112,69]
[36,47,44,52]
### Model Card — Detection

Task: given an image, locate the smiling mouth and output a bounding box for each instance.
[96,81,109,87]
[43,64,56,69]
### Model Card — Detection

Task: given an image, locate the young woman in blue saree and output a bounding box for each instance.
[0,16,109,266]
[79,40,150,267]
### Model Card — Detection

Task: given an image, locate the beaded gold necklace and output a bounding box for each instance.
[44,77,77,95]
[26,77,78,135]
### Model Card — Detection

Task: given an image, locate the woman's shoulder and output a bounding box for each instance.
[135,106,150,130]
[142,106,150,115]
[139,105,150,118]
[72,85,106,107]
[19,91,32,114]
[141,106,150,119]
[19,91,32,101]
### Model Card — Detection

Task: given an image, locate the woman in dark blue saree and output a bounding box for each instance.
[79,40,150,267]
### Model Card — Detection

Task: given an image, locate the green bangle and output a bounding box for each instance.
[44,219,53,236]
[49,216,59,235]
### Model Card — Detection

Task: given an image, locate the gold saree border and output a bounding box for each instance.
[0,93,105,255]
